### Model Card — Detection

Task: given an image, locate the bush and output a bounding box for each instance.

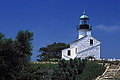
[30,63,58,69]
[114,60,120,65]
[76,61,106,80]
[25,63,57,80]
[51,58,88,80]
[49,58,61,62]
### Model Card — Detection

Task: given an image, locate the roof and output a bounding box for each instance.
[80,12,89,19]
[70,35,101,44]
[70,35,87,44]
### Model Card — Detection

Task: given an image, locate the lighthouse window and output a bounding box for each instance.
[68,50,71,56]
[75,48,77,53]
[90,39,93,45]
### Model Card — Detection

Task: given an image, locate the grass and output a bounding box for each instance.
[30,62,58,70]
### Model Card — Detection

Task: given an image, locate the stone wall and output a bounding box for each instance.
[62,35,101,60]
[77,45,100,59]
[76,36,100,59]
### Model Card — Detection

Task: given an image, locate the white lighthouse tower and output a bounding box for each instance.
[62,12,101,60]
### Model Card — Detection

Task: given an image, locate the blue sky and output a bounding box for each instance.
[0,0,120,61]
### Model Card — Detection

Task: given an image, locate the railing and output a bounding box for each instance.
[95,66,110,80]
[95,65,120,80]
[76,25,92,30]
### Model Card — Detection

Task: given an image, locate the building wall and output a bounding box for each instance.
[62,35,101,60]
[77,36,100,53]
[62,47,77,60]
[70,41,78,48]
[78,29,88,39]
[77,45,100,59]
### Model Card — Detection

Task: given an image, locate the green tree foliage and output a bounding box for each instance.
[51,58,88,80]
[76,61,106,80]
[16,64,44,80]
[37,42,70,61]
[14,30,34,65]
[0,33,16,80]
[0,30,34,80]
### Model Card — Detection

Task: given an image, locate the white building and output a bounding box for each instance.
[62,12,101,60]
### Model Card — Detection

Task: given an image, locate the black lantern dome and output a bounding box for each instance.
[77,12,92,30]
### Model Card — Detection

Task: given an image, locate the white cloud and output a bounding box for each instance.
[95,24,120,32]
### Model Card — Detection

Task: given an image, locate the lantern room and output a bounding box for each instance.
[77,12,92,30]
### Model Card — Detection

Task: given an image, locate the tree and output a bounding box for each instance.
[0,30,34,80]
[37,42,70,61]
[0,33,15,80]
[14,30,34,79]
[14,30,34,64]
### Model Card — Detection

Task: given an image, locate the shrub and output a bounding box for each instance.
[51,58,88,80]
[31,63,58,69]
[76,61,106,80]
[30,63,57,79]
[49,58,61,62]
[114,60,120,65]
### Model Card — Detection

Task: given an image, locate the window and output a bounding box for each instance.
[75,48,77,53]
[90,39,93,45]
[68,50,71,56]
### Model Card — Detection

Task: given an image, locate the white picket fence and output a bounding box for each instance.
[97,58,120,61]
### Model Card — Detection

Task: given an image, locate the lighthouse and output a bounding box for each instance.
[62,12,101,60]
[77,12,92,39]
